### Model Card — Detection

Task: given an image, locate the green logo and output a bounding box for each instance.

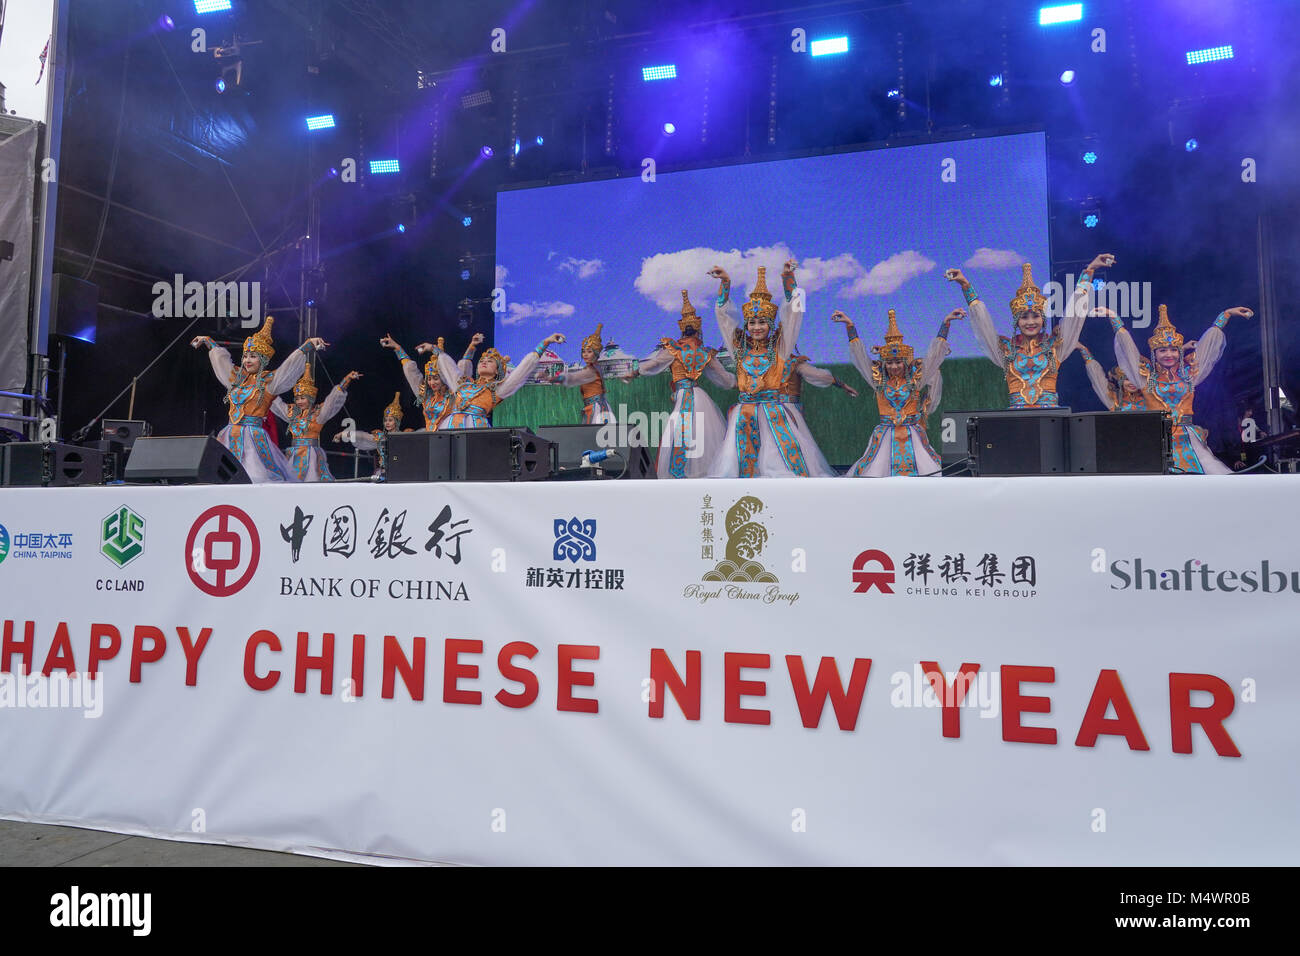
[101,506,145,568]
[0,524,9,566]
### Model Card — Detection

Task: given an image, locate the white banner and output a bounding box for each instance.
[0,476,1297,865]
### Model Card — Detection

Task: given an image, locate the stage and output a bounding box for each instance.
[1,474,1297,865]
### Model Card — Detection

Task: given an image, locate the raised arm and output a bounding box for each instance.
[270,397,292,422]
[557,365,600,387]
[1191,308,1252,386]
[778,259,801,361]
[832,312,875,385]
[1055,254,1113,359]
[634,345,675,377]
[1075,344,1117,410]
[316,372,357,423]
[945,270,1006,369]
[702,353,736,388]
[191,336,236,388]
[919,309,962,392]
[268,340,325,395]
[497,334,565,400]
[381,335,427,399]
[1107,310,1145,388]
[708,267,738,359]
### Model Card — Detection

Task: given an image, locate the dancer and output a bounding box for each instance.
[433,332,568,428]
[946,254,1113,408]
[334,391,408,479]
[1110,303,1253,473]
[707,260,848,477]
[272,364,359,482]
[834,307,963,476]
[190,317,328,482]
[551,323,617,425]
[381,333,475,430]
[1075,339,1144,411]
[625,291,732,478]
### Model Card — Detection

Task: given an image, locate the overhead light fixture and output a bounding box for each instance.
[1059,69,1077,85]
[461,90,492,109]
[1186,45,1234,65]
[1039,4,1083,26]
[810,37,849,57]
[305,114,336,131]
[641,65,677,82]
[194,0,234,14]
[369,159,401,174]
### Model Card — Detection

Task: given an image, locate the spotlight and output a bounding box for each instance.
[1059,69,1076,85]
[158,15,176,31]
[480,145,494,159]
[1184,138,1199,152]
[460,269,471,281]
[461,90,492,109]
[369,159,400,174]
[215,78,227,93]
[461,216,472,228]
[512,139,521,156]
[810,37,850,57]
[327,166,339,178]
[988,74,1004,87]
[396,224,406,234]
[305,298,316,307]
[886,89,902,100]
[1186,45,1233,65]
[1092,277,1105,291]
[1083,213,1099,229]
[195,0,234,13]
[1083,150,1097,164]
[662,122,676,135]
[1039,4,1083,26]
[305,114,336,131]
[535,135,544,146]
[642,65,677,82]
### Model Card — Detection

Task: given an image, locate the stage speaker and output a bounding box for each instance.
[450,428,556,482]
[1,442,105,487]
[941,407,1070,467]
[123,436,249,484]
[101,419,152,451]
[534,423,654,479]
[1068,411,1171,474]
[968,413,1069,476]
[50,274,99,343]
[386,432,454,482]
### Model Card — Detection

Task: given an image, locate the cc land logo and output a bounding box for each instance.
[0,524,8,566]
[186,504,260,597]
[101,506,145,568]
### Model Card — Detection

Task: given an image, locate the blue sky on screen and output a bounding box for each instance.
[495,131,1049,362]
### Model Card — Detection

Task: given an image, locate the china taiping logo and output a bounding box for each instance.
[0,524,8,566]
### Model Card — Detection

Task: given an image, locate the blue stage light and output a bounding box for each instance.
[810,37,850,57]
[1092,277,1105,291]
[460,269,471,281]
[215,78,226,93]
[480,145,494,159]
[1186,45,1234,65]
[1083,151,1097,164]
[158,15,176,31]
[1039,4,1083,26]
[1059,69,1076,85]
[642,65,677,82]
[1084,213,1099,228]
[512,139,521,156]
[194,0,233,13]
[305,114,336,131]
[989,74,1003,87]
[1185,138,1199,152]
[396,224,406,234]
[369,159,400,174]
[662,122,676,135]
[886,89,901,100]
[535,135,544,146]
[327,166,339,178]
[462,216,472,228]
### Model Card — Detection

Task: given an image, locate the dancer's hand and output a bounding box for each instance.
[782,258,797,277]
[471,332,486,346]
[830,310,853,326]
[1089,306,1118,320]
[1086,253,1116,274]
[190,335,213,349]
[544,332,566,346]
[1224,306,1254,320]
[415,341,436,354]
[306,337,329,351]
[332,431,345,443]
[379,333,399,350]
[841,384,860,398]
[341,371,361,387]
[944,268,969,289]
[707,266,730,284]
[659,337,677,350]
[945,308,967,322]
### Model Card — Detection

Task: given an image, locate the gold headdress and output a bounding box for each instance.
[679,289,701,335]
[292,361,318,400]
[742,267,779,323]
[383,391,403,424]
[1147,304,1184,351]
[1009,263,1047,320]
[871,309,914,364]
[1107,365,1129,388]
[243,316,275,361]
[423,336,446,378]
[582,323,603,354]
[480,347,510,381]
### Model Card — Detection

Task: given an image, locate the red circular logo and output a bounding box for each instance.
[185,505,261,597]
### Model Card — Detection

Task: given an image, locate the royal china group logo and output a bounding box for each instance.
[186,505,261,597]
[101,506,145,568]
[525,518,625,590]
[851,548,1038,599]
[683,495,799,606]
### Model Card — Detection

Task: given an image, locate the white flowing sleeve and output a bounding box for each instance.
[967,297,1007,369]
[1054,278,1093,361]
[496,350,542,400]
[208,347,235,388]
[268,347,309,395]
[457,357,474,379]
[317,386,347,423]
[703,356,736,388]
[350,431,378,451]
[637,349,674,376]
[795,363,835,387]
[715,298,740,360]
[1113,327,1144,387]
[778,289,802,361]
[558,366,599,387]
[919,335,951,393]
[437,350,465,389]
[845,334,876,385]
[270,397,292,422]
[1082,356,1116,409]
[1191,323,1227,387]
[400,358,425,399]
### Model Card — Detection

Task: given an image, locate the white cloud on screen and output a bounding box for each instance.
[495,264,510,287]
[963,247,1024,270]
[502,300,576,326]
[558,257,606,279]
[844,250,937,296]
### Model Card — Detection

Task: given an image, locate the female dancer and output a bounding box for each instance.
[272,364,359,481]
[835,307,964,476]
[551,324,616,425]
[380,333,474,430]
[946,253,1113,408]
[1111,303,1253,473]
[707,260,853,477]
[334,391,409,479]
[433,332,567,428]
[625,290,732,478]
[190,317,328,482]
[1075,339,1144,411]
